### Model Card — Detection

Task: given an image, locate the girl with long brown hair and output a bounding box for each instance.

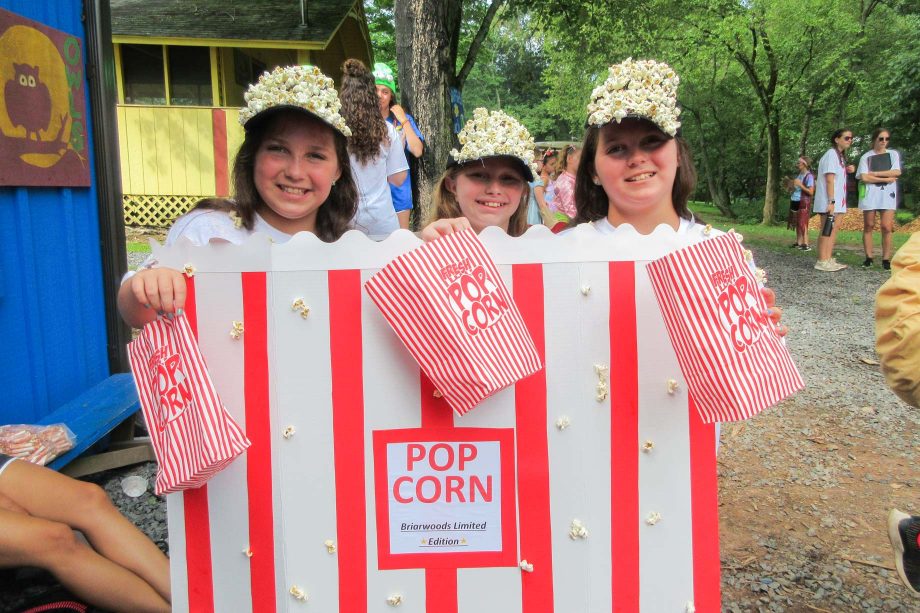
[339,59,408,238]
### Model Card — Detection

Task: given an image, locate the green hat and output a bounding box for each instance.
[373,62,397,95]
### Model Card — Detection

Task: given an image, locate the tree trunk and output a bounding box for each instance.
[798,92,816,158]
[763,112,782,224]
[395,0,459,222]
[686,105,733,218]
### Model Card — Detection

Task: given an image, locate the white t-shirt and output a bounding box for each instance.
[128,209,290,279]
[857,149,901,211]
[592,215,726,243]
[813,148,847,213]
[350,122,410,238]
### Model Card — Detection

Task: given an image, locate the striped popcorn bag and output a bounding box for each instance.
[365,229,543,415]
[646,232,804,423]
[128,313,250,494]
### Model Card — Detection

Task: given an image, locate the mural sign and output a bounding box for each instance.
[0,8,90,187]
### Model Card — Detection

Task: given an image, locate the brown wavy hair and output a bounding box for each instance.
[426,163,531,237]
[193,110,358,242]
[573,121,697,224]
[340,59,390,164]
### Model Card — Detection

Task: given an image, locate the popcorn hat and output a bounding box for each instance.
[586,58,682,137]
[448,108,536,181]
[373,62,397,96]
[239,65,352,137]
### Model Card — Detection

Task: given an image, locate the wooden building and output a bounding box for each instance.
[110,0,372,226]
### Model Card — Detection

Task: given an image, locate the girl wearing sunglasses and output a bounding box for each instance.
[857,128,901,269]
[813,129,853,272]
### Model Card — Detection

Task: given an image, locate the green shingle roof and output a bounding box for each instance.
[110,0,356,43]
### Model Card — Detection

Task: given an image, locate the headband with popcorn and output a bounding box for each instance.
[239,65,352,137]
[586,58,681,136]
[449,108,536,181]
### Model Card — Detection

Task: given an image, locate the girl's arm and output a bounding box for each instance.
[118,268,187,328]
[824,172,836,213]
[391,106,424,158]
[860,172,899,184]
[534,184,550,215]
[387,169,408,187]
[419,217,472,241]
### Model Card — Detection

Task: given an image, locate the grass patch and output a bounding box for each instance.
[688,201,911,267]
[127,242,151,253]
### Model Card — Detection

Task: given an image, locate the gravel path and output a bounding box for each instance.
[3,241,918,611]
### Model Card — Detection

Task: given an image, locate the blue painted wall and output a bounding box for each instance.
[0,0,110,423]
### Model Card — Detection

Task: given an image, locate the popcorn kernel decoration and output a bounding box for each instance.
[289,585,308,602]
[324,539,336,554]
[667,379,680,395]
[183,263,196,277]
[587,58,681,136]
[703,224,713,236]
[519,559,535,573]
[386,594,403,606]
[569,518,589,540]
[728,228,744,242]
[229,210,244,229]
[646,511,662,526]
[239,65,351,137]
[230,321,244,340]
[755,268,767,284]
[282,425,296,439]
[642,439,655,453]
[555,415,571,431]
[449,108,537,175]
[291,298,310,319]
[743,249,753,262]
[595,364,610,402]
[242,547,253,558]
[580,285,591,296]
[686,601,696,613]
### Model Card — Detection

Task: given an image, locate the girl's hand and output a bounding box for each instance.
[420,217,472,242]
[127,267,187,315]
[761,287,787,337]
[390,104,409,125]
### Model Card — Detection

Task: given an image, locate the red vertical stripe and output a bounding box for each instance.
[513,264,554,612]
[420,373,458,613]
[609,262,639,611]
[242,272,276,612]
[329,270,368,612]
[181,277,216,612]
[689,396,721,611]
[212,109,229,197]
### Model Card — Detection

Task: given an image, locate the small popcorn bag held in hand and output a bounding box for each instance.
[646,232,804,423]
[365,229,543,415]
[128,313,250,494]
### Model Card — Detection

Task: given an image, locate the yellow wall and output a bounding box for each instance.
[117,105,217,196]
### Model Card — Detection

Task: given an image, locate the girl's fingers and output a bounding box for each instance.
[143,274,163,313]
[760,287,776,308]
[172,275,187,313]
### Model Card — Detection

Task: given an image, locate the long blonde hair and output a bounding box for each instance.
[427,163,531,237]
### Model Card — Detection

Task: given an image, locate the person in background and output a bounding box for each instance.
[812,128,853,272]
[790,157,814,251]
[858,128,902,269]
[340,59,408,238]
[0,455,171,612]
[551,143,580,222]
[527,151,551,227]
[875,231,920,597]
[374,62,424,230]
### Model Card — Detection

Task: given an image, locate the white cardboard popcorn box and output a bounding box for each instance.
[155,225,727,613]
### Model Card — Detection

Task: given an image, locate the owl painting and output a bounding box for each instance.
[5,63,52,141]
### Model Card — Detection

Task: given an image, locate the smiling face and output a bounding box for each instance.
[253,113,342,235]
[446,157,527,233]
[592,118,680,231]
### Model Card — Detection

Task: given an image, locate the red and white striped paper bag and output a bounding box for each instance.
[364,229,543,415]
[646,232,804,423]
[128,313,250,494]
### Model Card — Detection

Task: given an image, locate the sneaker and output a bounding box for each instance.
[814,260,832,271]
[888,509,920,596]
[830,258,848,271]
[799,245,813,252]
[862,257,873,268]
[789,243,800,248]
[883,259,891,270]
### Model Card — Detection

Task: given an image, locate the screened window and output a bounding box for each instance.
[168,46,212,106]
[121,44,166,105]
